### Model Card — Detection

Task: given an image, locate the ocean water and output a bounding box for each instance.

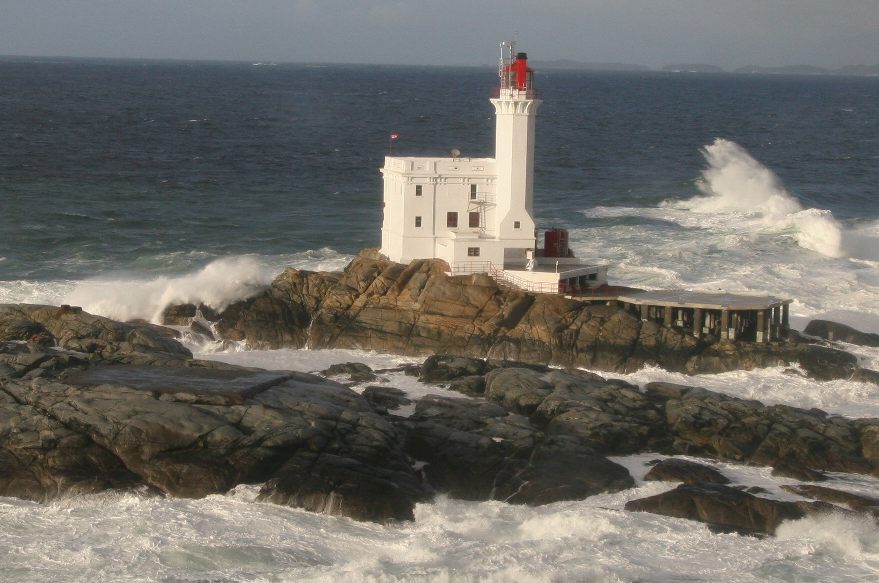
[2,57,879,581]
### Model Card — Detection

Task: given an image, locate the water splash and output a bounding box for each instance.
[684,138,845,258]
[64,255,275,323]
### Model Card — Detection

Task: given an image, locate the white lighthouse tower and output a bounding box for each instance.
[490,43,540,248]
[379,42,607,294]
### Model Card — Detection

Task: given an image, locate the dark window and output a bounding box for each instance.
[415,216,422,228]
[447,212,458,228]
[470,184,477,199]
[469,212,480,228]
[415,185,422,196]
[514,221,521,229]
[468,247,480,257]
[588,273,597,280]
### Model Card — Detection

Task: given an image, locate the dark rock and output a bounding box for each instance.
[321,362,378,383]
[403,395,633,505]
[643,458,730,485]
[804,320,879,347]
[484,367,553,415]
[420,355,487,382]
[362,386,411,413]
[851,368,879,385]
[447,375,487,397]
[625,482,828,536]
[160,303,219,326]
[492,436,634,505]
[771,459,828,482]
[781,484,879,514]
[797,345,858,381]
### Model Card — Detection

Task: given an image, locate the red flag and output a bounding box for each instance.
[389,133,399,140]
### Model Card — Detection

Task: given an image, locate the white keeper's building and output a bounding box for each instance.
[379,44,607,294]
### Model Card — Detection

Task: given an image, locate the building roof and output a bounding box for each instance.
[616,290,792,310]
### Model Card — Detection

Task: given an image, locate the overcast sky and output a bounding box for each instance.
[1,1,877,69]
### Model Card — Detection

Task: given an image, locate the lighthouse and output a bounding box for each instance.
[490,44,540,244]
[379,42,607,294]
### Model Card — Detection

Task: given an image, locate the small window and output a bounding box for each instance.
[415,185,422,196]
[469,211,480,228]
[470,184,477,199]
[447,212,458,228]
[514,221,521,229]
[415,216,422,228]
[467,247,480,257]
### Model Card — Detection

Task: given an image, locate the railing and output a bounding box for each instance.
[450,261,564,294]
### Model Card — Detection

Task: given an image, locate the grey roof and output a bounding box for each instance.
[616,290,792,310]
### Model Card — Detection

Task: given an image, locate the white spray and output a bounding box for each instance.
[64,255,275,323]
[687,138,845,258]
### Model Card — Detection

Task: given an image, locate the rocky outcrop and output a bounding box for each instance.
[624,483,833,536]
[805,320,879,347]
[181,250,864,379]
[0,305,429,522]
[433,365,879,477]
[643,458,730,485]
[403,395,634,505]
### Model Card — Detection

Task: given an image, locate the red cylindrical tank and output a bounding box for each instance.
[544,228,569,258]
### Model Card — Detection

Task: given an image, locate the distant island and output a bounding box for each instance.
[535,59,879,77]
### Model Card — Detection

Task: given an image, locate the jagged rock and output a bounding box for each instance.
[404,395,632,504]
[625,482,831,536]
[643,458,730,485]
[447,375,487,397]
[420,355,487,382]
[804,320,879,347]
[796,345,859,381]
[770,459,828,482]
[0,305,429,522]
[190,251,858,379]
[484,367,554,415]
[781,484,879,515]
[852,368,879,385]
[362,386,411,413]
[321,362,378,383]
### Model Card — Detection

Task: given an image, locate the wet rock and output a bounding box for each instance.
[362,386,411,413]
[804,320,879,347]
[643,458,730,485]
[625,482,829,536]
[851,368,879,385]
[447,375,486,397]
[781,484,879,514]
[321,362,378,383]
[420,355,487,382]
[796,345,859,381]
[770,459,828,482]
[404,395,633,505]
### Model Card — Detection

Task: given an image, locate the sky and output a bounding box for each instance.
[1,1,877,69]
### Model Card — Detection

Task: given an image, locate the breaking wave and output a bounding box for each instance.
[680,138,846,258]
[60,248,351,323]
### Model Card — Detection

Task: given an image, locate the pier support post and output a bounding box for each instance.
[782,303,790,334]
[721,309,729,341]
[756,310,766,343]
[664,306,673,327]
[641,304,649,322]
[693,308,702,338]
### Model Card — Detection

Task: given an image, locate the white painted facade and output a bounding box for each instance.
[379,45,608,293]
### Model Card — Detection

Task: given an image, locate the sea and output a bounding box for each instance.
[2,57,879,582]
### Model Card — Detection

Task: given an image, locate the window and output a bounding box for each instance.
[447,212,458,228]
[469,212,480,228]
[470,184,477,200]
[415,216,422,228]
[514,221,521,229]
[468,247,480,257]
[415,185,422,196]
